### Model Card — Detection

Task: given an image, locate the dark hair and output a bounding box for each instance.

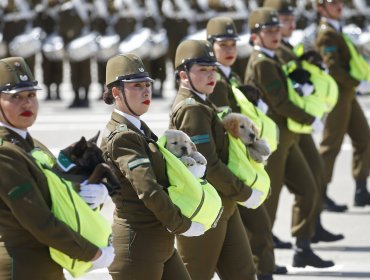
[102,82,122,105]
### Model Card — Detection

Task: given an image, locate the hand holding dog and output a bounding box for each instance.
[79,180,109,209]
[357,80,370,94]
[180,221,205,237]
[90,245,115,270]
[312,117,324,134]
[241,189,264,208]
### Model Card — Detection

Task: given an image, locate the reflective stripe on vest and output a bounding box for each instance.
[30,148,112,278]
[226,134,270,209]
[156,136,223,231]
[282,62,327,133]
[342,34,370,82]
[229,78,279,152]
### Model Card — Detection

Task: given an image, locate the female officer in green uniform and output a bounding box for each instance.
[0,57,114,279]
[264,0,345,241]
[315,0,370,207]
[100,54,198,280]
[169,39,258,280]
[206,16,286,280]
[244,8,334,268]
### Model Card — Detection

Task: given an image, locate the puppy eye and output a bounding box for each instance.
[171,141,178,145]
[240,125,245,129]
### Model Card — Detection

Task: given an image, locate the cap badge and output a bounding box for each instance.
[14,62,20,67]
[19,75,28,81]
[209,51,215,57]
[138,67,144,72]
[227,28,233,34]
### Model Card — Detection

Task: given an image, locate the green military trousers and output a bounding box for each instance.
[320,93,370,184]
[176,206,256,280]
[238,204,275,275]
[264,124,319,238]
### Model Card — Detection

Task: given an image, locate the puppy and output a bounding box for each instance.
[222,113,271,163]
[55,131,120,195]
[164,129,207,178]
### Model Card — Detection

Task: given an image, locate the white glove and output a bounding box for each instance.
[356,80,370,94]
[79,180,108,209]
[312,117,324,134]
[180,222,205,237]
[300,83,315,96]
[257,99,269,114]
[241,189,264,208]
[90,246,115,271]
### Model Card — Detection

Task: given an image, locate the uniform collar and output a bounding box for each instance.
[180,85,207,101]
[114,109,144,134]
[322,17,341,32]
[218,65,232,78]
[0,122,28,139]
[254,45,276,58]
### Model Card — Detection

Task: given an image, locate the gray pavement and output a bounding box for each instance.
[29,72,370,279]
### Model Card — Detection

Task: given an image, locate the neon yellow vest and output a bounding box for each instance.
[300,60,338,112]
[342,33,370,82]
[229,78,279,152]
[282,63,327,133]
[156,136,223,231]
[226,134,270,208]
[30,148,112,278]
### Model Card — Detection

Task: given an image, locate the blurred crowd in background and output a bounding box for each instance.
[1,0,369,108]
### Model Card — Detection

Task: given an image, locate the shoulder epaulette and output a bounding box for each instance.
[115,123,128,132]
[257,53,266,59]
[184,98,196,105]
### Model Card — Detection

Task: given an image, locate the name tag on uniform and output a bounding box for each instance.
[191,134,210,144]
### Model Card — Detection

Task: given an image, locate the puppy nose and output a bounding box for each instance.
[181,146,188,154]
[249,133,256,141]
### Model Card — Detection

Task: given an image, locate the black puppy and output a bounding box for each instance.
[55,131,120,195]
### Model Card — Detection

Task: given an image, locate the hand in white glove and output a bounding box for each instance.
[312,117,324,134]
[79,180,108,209]
[90,246,115,271]
[257,99,269,114]
[356,80,370,94]
[300,83,315,96]
[241,189,264,208]
[180,222,205,237]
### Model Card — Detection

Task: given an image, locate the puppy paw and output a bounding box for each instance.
[188,163,206,178]
[253,139,271,156]
[180,156,196,167]
[248,147,264,163]
[191,151,207,165]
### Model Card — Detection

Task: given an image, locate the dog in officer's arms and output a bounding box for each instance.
[164,129,207,178]
[222,113,271,163]
[54,131,120,195]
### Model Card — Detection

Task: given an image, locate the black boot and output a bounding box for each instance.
[68,89,82,108]
[55,84,61,100]
[45,86,52,101]
[273,264,287,274]
[257,274,273,280]
[311,216,344,243]
[272,234,292,249]
[324,194,348,212]
[354,180,370,206]
[293,238,334,268]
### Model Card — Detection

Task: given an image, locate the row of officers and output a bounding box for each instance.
[1,0,370,280]
[1,0,369,108]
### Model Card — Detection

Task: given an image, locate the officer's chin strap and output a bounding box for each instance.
[184,64,202,94]
[120,83,141,117]
[0,95,15,127]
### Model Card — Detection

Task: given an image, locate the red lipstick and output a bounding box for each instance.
[207,82,215,86]
[20,111,33,117]
[142,100,150,105]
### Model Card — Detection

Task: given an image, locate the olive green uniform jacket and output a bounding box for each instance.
[0,127,98,280]
[315,20,370,183]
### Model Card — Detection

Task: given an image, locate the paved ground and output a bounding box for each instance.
[29,64,370,279]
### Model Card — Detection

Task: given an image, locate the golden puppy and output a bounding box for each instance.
[222,113,271,163]
[164,129,207,178]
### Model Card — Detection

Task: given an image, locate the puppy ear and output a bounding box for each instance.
[251,124,259,137]
[89,131,100,144]
[73,137,88,157]
[229,119,240,138]
[190,141,197,152]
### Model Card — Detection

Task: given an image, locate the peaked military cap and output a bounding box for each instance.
[249,8,281,33]
[263,0,295,15]
[106,53,153,86]
[175,40,218,69]
[0,57,41,94]
[316,0,340,4]
[207,16,239,42]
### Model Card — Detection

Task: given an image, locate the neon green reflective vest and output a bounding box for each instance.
[156,136,223,231]
[300,60,338,112]
[342,33,370,82]
[30,148,112,278]
[229,78,279,153]
[282,63,327,134]
[226,134,270,209]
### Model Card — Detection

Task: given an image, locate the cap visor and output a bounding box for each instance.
[121,77,154,83]
[2,86,42,94]
[213,36,240,41]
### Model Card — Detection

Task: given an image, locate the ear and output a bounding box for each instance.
[190,141,197,152]
[72,137,88,156]
[89,131,100,144]
[112,87,121,100]
[251,124,259,137]
[179,70,189,84]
